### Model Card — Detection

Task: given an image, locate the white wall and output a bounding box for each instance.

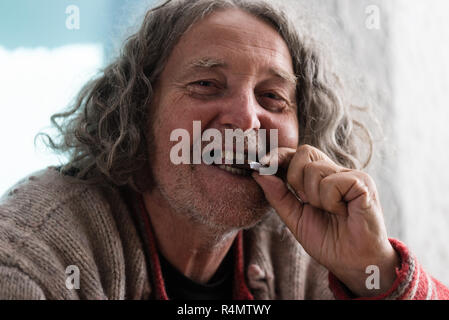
[277,0,449,285]
[391,0,449,286]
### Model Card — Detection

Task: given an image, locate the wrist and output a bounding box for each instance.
[332,245,400,297]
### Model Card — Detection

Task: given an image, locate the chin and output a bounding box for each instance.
[201,193,271,231]
[191,163,272,230]
[155,162,272,233]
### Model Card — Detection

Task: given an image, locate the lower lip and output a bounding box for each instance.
[209,163,253,179]
[216,164,251,176]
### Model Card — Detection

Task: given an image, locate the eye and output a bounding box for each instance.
[263,92,282,100]
[258,91,289,112]
[187,80,222,97]
[196,80,214,87]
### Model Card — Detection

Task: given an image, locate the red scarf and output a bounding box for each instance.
[139,198,254,300]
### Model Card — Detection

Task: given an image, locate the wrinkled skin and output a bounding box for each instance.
[253,146,399,297]
[143,8,399,295]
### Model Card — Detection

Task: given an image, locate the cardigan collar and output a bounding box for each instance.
[138,197,254,300]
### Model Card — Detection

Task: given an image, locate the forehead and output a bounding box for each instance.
[165,8,294,76]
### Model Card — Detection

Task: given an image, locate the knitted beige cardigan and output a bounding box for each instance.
[0,167,335,299]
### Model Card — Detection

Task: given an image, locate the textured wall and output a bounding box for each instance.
[390,0,449,286]
[275,0,449,285]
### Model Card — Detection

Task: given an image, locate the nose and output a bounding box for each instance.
[218,89,261,131]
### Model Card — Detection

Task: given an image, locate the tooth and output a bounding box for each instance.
[235,152,244,163]
[216,164,248,176]
[224,150,234,163]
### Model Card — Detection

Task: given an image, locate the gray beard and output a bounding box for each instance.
[154,170,274,243]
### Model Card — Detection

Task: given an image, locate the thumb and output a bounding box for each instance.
[252,172,304,229]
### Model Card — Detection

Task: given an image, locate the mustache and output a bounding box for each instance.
[169,123,280,175]
[196,141,266,166]
[191,128,277,163]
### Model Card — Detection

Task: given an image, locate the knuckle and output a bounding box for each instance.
[354,179,369,192]
[319,174,332,188]
[353,170,374,186]
[297,144,315,155]
[303,161,316,173]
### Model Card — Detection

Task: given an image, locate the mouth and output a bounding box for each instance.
[206,149,255,177]
[214,163,253,177]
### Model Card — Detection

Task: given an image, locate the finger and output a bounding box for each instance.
[259,147,296,178]
[287,145,337,202]
[260,147,296,168]
[303,160,341,209]
[319,171,378,217]
[252,172,304,231]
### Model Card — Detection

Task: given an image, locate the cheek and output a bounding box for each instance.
[156,94,222,138]
[152,98,217,159]
[268,114,299,149]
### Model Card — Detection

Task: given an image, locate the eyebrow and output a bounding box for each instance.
[270,67,298,86]
[177,57,227,81]
[185,57,297,85]
[190,57,227,69]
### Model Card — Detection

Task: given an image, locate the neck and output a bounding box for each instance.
[142,189,238,284]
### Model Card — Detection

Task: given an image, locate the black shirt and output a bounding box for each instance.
[158,248,234,300]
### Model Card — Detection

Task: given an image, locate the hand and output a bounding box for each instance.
[252,145,400,297]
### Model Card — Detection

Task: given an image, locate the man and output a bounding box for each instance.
[0,0,448,300]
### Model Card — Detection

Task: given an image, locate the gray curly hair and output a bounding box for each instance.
[37,0,372,193]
